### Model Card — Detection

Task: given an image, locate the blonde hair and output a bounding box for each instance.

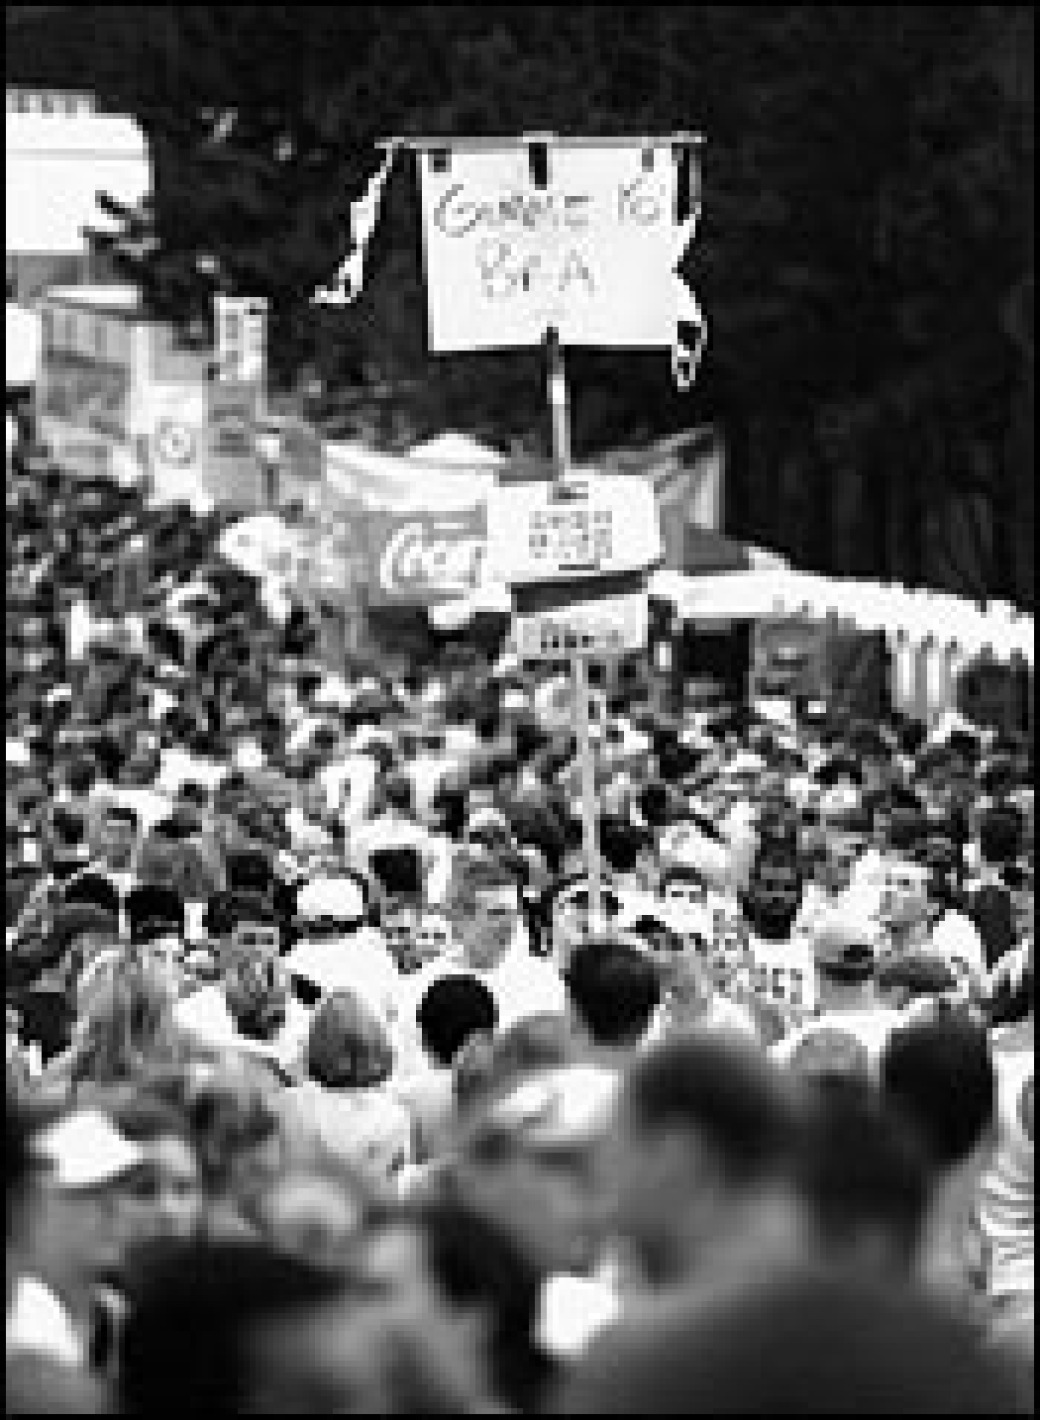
[71,957,179,1086]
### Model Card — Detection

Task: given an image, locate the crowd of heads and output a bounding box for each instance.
[5,432,1035,1412]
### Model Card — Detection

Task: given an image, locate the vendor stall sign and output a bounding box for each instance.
[487,472,660,586]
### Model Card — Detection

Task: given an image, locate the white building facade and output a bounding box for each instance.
[6,88,150,300]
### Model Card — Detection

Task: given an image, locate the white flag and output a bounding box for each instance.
[313,144,398,306]
[672,202,707,390]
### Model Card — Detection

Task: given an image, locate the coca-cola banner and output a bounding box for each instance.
[319,440,494,607]
[354,506,487,606]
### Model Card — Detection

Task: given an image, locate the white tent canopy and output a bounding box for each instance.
[6,302,41,388]
[651,566,1033,669]
[323,434,501,513]
[407,431,504,467]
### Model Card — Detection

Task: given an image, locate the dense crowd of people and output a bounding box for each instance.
[6,426,1035,1412]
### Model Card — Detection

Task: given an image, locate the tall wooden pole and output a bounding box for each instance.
[547,324,603,932]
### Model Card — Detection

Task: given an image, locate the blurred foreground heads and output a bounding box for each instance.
[556,1258,1032,1413]
[117,1234,510,1413]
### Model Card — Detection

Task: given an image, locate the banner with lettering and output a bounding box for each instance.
[345,506,487,608]
[418,141,679,351]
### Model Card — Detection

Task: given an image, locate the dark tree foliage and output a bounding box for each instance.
[7,5,1032,601]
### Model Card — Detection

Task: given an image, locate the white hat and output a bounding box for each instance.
[34,1110,144,1191]
[467,808,513,841]
[296,876,367,923]
[312,675,355,711]
[233,739,266,772]
[6,738,32,769]
[722,751,767,780]
[501,688,530,714]
[420,681,448,709]
[352,726,395,755]
[660,823,731,891]
[285,806,332,853]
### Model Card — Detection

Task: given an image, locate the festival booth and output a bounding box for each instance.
[219,423,1032,736]
[218,433,508,674]
[6,302,42,485]
[32,285,265,513]
[650,564,1034,736]
[6,302,41,403]
[219,423,733,690]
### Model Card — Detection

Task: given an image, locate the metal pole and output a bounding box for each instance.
[573,653,604,931]
[546,325,603,931]
[547,328,570,476]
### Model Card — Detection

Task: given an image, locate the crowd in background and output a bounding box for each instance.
[6,427,1035,1413]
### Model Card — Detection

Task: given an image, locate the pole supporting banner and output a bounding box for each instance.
[544,324,603,931]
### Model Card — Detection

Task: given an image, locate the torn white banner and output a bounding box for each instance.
[312,144,398,306]
[672,201,707,391]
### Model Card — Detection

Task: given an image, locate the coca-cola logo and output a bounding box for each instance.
[379,519,484,596]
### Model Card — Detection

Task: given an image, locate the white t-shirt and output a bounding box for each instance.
[6,1276,84,1369]
[406,753,456,825]
[796,882,884,947]
[284,805,333,855]
[925,909,987,984]
[172,984,312,1075]
[155,748,228,797]
[284,929,403,1035]
[321,754,379,827]
[442,724,480,769]
[88,784,174,840]
[281,1079,412,1188]
[349,814,455,909]
[349,812,433,876]
[647,989,760,1046]
[392,1058,457,1161]
[535,1273,621,1360]
[977,1023,1034,1301]
[397,940,567,1050]
[745,929,817,1016]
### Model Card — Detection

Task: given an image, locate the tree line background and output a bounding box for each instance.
[7,4,1034,605]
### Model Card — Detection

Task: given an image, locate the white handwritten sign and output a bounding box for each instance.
[419,142,678,351]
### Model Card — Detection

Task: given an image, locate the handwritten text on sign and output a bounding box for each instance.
[419,144,678,352]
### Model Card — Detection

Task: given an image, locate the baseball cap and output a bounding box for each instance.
[33,1109,144,1190]
[722,751,767,781]
[467,807,513,845]
[812,910,877,977]
[7,738,33,770]
[818,786,871,835]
